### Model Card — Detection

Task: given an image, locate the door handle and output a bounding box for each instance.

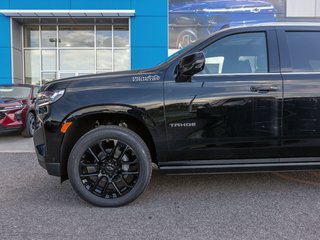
[250,85,278,93]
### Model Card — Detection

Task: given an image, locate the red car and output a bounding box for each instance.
[0,84,40,137]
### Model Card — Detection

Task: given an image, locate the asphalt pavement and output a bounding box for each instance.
[1,151,320,240]
[0,134,34,152]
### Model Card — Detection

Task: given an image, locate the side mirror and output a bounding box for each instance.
[176,52,205,82]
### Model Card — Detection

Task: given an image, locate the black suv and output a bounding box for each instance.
[34,23,320,207]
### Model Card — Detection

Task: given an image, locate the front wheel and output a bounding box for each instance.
[21,112,36,138]
[68,126,152,207]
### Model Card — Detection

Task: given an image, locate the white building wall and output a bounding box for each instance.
[287,0,320,17]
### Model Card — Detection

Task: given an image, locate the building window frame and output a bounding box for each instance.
[22,18,131,85]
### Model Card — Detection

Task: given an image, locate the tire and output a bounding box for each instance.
[68,125,152,207]
[176,29,198,49]
[21,112,36,138]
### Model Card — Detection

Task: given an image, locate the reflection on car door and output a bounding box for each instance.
[164,30,283,164]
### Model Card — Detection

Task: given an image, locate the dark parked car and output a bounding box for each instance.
[34,23,320,207]
[169,0,276,48]
[0,84,39,137]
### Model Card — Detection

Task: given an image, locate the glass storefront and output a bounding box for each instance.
[23,18,130,85]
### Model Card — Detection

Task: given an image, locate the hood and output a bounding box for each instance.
[43,67,165,91]
[0,98,23,108]
[170,0,274,11]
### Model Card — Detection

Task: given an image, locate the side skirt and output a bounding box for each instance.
[159,158,320,175]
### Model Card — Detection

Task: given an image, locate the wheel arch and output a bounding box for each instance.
[21,107,36,135]
[59,105,158,182]
[24,108,36,124]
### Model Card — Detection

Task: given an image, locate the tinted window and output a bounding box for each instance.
[286,31,320,72]
[198,32,268,75]
[33,87,39,98]
[0,86,31,99]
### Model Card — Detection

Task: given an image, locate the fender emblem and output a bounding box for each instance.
[169,122,196,128]
[132,75,161,82]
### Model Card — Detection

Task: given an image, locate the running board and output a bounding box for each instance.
[159,162,320,175]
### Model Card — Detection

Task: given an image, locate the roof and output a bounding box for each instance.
[214,22,320,35]
[250,22,320,27]
[0,9,135,17]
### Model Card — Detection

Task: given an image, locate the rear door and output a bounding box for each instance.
[277,27,320,159]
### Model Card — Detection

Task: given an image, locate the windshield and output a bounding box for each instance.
[0,86,31,99]
[158,41,199,66]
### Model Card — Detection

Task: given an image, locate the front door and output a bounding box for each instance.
[164,30,282,164]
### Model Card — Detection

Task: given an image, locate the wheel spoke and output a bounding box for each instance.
[98,141,107,156]
[80,172,99,178]
[101,182,110,197]
[110,141,119,158]
[88,147,100,163]
[111,181,122,196]
[80,162,99,167]
[90,176,103,192]
[120,175,133,188]
[118,146,129,161]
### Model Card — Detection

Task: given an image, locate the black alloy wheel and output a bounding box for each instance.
[68,126,152,207]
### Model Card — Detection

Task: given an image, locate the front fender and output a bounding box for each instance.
[63,104,157,131]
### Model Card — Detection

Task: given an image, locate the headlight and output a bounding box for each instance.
[3,104,24,110]
[37,89,65,107]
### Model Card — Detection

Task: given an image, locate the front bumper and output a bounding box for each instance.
[0,107,28,131]
[33,124,61,176]
[0,125,21,134]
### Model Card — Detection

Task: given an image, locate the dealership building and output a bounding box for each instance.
[0,0,319,85]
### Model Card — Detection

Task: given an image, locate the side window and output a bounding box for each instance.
[286,31,320,72]
[198,32,268,75]
[33,87,39,98]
